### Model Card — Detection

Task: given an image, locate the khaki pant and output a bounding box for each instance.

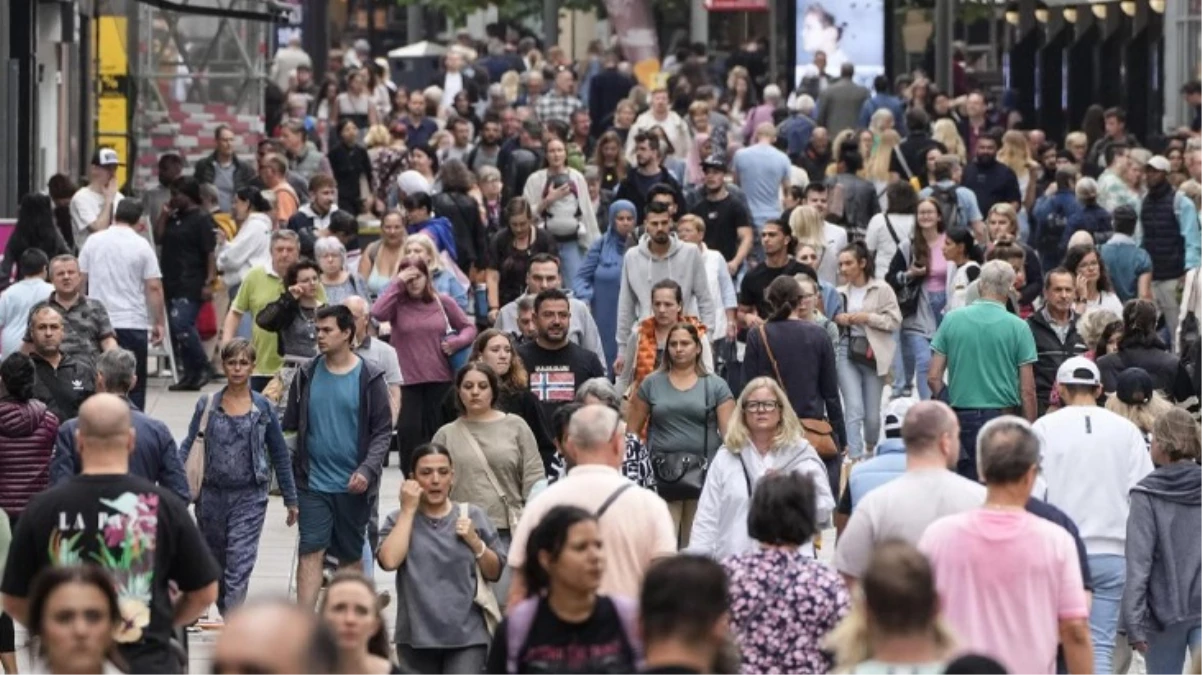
[667,499,698,549]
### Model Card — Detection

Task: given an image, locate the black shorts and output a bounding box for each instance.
[297,488,371,563]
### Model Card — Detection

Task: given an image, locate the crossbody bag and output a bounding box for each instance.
[754,324,839,459]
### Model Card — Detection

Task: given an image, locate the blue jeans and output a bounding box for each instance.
[1144,621,1202,674]
[928,290,947,326]
[557,242,584,291]
[168,297,209,378]
[114,328,149,410]
[1089,554,1126,675]
[953,407,1008,481]
[898,332,933,400]
[838,356,884,458]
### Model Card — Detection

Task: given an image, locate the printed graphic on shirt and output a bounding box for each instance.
[51,492,159,644]
[530,368,575,402]
[524,638,629,673]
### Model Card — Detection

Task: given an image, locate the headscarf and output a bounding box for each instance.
[600,200,636,268]
[396,170,430,198]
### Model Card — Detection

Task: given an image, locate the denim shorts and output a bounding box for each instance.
[297,488,371,563]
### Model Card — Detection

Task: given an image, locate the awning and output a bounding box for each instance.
[135,0,288,23]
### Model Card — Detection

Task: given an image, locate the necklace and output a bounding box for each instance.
[420,504,454,528]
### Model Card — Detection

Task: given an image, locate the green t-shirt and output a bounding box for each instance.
[233,265,327,375]
[931,299,1037,409]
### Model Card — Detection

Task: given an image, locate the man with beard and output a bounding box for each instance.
[517,289,606,465]
[614,132,686,222]
[798,127,832,182]
[286,174,339,259]
[962,134,1021,217]
[466,114,504,172]
[403,90,439,149]
[32,255,118,370]
[737,220,816,326]
[690,155,753,276]
[27,303,96,422]
[157,177,218,391]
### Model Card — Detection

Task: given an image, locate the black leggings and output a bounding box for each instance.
[397,381,453,476]
[0,514,15,653]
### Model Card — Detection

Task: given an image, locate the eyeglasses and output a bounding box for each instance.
[743,400,780,413]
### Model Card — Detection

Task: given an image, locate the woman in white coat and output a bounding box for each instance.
[217,187,273,338]
[522,137,599,285]
[687,376,834,560]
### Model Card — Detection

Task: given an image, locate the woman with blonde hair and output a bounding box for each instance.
[403,232,468,311]
[866,130,902,205]
[1077,308,1123,359]
[1104,367,1173,444]
[826,129,857,177]
[986,202,1044,311]
[826,540,956,673]
[687,376,834,559]
[499,70,520,104]
[869,108,895,137]
[998,129,1039,237]
[932,118,966,162]
[1064,131,1089,166]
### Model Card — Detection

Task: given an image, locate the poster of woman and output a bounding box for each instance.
[795,1,884,90]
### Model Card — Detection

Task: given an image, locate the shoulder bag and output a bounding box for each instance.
[885,216,923,316]
[755,324,839,459]
[649,378,712,502]
[457,422,523,530]
[436,296,473,373]
[458,502,502,635]
[185,393,217,500]
[840,292,879,371]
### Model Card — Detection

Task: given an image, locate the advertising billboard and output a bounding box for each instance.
[795,0,885,91]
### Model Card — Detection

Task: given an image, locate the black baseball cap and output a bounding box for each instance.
[1115,367,1156,406]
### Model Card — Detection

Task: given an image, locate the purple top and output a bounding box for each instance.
[370,280,477,385]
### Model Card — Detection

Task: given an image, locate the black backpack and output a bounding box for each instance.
[1040,207,1069,252]
[929,184,961,231]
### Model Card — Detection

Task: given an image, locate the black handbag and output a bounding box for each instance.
[840,291,879,369]
[885,217,923,317]
[649,378,713,502]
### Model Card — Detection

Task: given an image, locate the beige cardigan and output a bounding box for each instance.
[836,278,902,378]
[434,414,545,531]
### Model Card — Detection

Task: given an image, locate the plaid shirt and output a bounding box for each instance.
[34,293,115,368]
[534,92,583,125]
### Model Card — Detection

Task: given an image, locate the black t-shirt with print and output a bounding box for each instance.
[485,596,638,674]
[691,194,751,263]
[517,341,605,473]
[1,474,219,674]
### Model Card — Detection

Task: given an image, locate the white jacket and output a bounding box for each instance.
[625,110,692,163]
[216,212,272,286]
[687,440,834,560]
[522,168,600,247]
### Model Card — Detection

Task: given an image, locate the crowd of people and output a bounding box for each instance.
[0,30,1199,675]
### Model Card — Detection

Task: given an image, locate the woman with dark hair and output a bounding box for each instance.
[452,91,481,135]
[625,321,734,546]
[522,137,599,285]
[409,145,440,188]
[319,571,398,674]
[575,200,638,369]
[0,351,59,671]
[826,540,954,672]
[433,159,488,279]
[25,565,125,674]
[47,174,78,252]
[256,258,325,363]
[1123,409,1202,675]
[1098,299,1196,402]
[2,193,70,289]
[836,242,902,456]
[373,257,477,469]
[486,197,556,313]
[887,197,949,399]
[743,275,846,455]
[433,362,542,607]
[334,68,379,136]
[329,118,375,215]
[401,192,459,266]
[1077,308,1122,360]
[377,444,505,673]
[359,211,408,302]
[1064,244,1123,315]
[485,505,641,674]
[722,471,849,674]
[864,181,918,281]
[1081,105,1106,155]
[943,226,983,313]
[219,187,274,338]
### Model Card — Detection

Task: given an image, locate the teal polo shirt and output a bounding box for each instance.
[931,299,1038,409]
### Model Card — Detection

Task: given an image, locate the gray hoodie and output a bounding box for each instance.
[615,234,715,347]
[1122,462,1201,643]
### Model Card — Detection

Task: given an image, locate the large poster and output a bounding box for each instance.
[795,0,884,91]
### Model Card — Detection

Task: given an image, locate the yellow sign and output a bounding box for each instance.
[94,16,129,186]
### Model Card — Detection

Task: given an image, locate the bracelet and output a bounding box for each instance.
[474,542,487,559]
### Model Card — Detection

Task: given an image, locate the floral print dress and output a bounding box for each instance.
[723,548,851,674]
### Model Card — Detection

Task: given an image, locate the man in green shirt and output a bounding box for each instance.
[928,260,1038,481]
[221,229,326,390]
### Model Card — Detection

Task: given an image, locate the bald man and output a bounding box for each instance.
[2,393,219,674]
[212,600,338,674]
[834,401,986,585]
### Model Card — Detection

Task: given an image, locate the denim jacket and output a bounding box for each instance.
[179,389,298,506]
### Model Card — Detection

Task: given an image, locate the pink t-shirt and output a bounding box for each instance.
[925,234,949,293]
[918,509,1089,674]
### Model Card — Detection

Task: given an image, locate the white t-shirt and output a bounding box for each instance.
[864,213,916,281]
[835,468,986,579]
[847,284,869,337]
[69,186,123,252]
[79,225,161,330]
[818,221,849,286]
[1034,406,1154,556]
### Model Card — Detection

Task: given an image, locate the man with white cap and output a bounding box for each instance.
[1034,356,1154,674]
[1142,154,1200,350]
[69,148,125,251]
[833,397,918,534]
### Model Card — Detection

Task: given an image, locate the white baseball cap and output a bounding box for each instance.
[1146,155,1171,173]
[1056,356,1101,386]
[883,397,919,433]
[91,147,123,167]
